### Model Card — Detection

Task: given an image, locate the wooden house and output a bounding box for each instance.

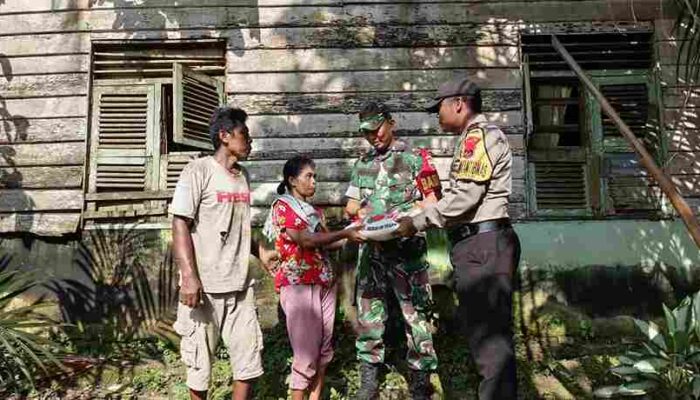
[0,0,698,271]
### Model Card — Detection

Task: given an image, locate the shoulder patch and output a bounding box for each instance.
[453,127,493,182]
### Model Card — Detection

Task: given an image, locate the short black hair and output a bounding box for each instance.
[359,101,392,121]
[209,107,248,149]
[460,92,482,114]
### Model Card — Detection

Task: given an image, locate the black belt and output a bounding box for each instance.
[447,218,511,245]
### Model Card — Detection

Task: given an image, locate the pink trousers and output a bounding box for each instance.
[279,284,337,390]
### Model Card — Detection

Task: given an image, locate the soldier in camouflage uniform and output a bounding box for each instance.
[345,102,438,400]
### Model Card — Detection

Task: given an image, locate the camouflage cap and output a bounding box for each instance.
[359,113,386,132]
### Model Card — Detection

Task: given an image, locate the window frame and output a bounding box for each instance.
[589,73,667,219]
[524,59,667,220]
[84,40,226,225]
[525,58,595,218]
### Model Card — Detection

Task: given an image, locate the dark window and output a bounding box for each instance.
[522,30,662,218]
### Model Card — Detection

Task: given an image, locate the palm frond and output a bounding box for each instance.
[49,226,179,359]
[0,266,65,393]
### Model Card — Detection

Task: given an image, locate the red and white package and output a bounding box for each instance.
[346,209,421,242]
[415,148,443,200]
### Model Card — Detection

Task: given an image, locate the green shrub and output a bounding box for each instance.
[595,292,700,399]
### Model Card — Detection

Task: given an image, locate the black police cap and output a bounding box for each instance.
[425,77,481,113]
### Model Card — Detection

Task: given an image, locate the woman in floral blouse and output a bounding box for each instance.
[263,155,364,400]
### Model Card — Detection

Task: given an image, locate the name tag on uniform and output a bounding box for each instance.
[453,127,493,182]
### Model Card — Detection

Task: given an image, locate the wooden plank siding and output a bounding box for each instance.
[0,1,669,36]
[0,1,688,235]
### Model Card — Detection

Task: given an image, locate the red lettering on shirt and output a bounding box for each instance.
[216,191,250,204]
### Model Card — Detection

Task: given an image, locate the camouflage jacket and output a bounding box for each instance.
[345,140,424,216]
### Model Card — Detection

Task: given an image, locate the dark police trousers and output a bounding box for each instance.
[449,226,521,400]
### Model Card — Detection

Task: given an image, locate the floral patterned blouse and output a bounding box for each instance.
[271,200,334,290]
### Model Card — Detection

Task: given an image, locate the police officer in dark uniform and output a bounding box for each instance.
[395,77,521,399]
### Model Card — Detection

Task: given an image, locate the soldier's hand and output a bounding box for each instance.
[394,217,417,237]
[179,274,203,308]
[357,207,370,220]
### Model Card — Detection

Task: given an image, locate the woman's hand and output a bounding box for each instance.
[344,224,366,243]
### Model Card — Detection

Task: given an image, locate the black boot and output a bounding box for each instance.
[409,369,432,400]
[356,362,380,400]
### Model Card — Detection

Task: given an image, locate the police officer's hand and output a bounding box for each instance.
[394,216,417,237]
[179,274,203,308]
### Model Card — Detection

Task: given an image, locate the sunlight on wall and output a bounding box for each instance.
[516,220,700,272]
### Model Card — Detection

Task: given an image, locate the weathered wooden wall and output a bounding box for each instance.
[0,0,687,236]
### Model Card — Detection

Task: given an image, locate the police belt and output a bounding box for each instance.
[447,218,511,245]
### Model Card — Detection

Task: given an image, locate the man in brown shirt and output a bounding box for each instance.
[396,77,521,399]
[170,107,262,400]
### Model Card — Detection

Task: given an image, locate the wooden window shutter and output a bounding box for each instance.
[526,75,591,216]
[173,63,225,150]
[595,75,662,216]
[600,81,653,150]
[521,30,653,71]
[93,40,226,80]
[533,161,589,210]
[522,29,658,219]
[159,152,202,191]
[88,85,156,193]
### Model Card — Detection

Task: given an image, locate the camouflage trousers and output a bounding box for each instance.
[355,236,438,371]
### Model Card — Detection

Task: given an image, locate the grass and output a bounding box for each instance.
[11,257,677,399]
[17,293,636,400]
